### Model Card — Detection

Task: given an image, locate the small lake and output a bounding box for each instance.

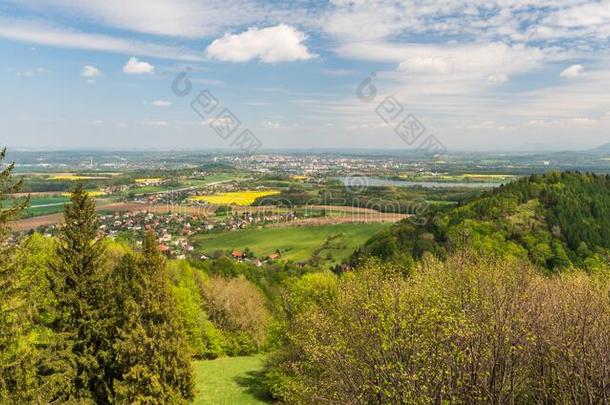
[337,177,504,189]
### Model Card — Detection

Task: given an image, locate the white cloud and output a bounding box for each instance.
[399,56,452,74]
[143,120,169,127]
[81,65,101,77]
[10,0,302,38]
[488,74,509,83]
[205,24,315,63]
[16,67,49,77]
[0,17,201,61]
[123,57,154,74]
[262,120,281,129]
[538,1,610,42]
[387,42,545,95]
[151,100,172,107]
[560,64,585,78]
[323,0,610,45]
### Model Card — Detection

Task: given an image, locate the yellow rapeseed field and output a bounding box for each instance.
[51,174,110,181]
[62,191,106,198]
[189,190,280,206]
[135,178,162,183]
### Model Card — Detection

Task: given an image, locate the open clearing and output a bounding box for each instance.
[194,355,271,404]
[193,222,390,263]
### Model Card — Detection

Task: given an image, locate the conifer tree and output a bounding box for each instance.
[112,231,195,403]
[0,147,32,401]
[47,183,108,402]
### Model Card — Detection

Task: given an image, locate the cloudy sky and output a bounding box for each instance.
[1,0,610,151]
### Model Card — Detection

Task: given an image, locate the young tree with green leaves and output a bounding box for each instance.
[0,147,34,402]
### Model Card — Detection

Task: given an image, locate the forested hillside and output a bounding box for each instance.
[354,171,610,271]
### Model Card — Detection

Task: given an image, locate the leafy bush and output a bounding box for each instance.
[204,276,272,355]
[167,261,224,359]
[267,254,610,404]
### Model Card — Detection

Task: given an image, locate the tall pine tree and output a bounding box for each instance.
[112,231,195,403]
[46,183,108,403]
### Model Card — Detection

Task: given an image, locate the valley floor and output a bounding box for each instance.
[194,355,272,404]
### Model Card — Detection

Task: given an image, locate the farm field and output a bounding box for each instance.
[49,174,111,180]
[189,173,246,186]
[190,190,280,206]
[131,175,243,194]
[398,173,516,183]
[192,222,390,263]
[193,355,271,404]
[3,195,69,218]
[25,196,70,217]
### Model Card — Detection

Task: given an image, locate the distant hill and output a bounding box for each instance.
[589,143,610,154]
[353,171,610,271]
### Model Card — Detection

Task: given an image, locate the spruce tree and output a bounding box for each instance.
[0,147,32,401]
[47,183,108,403]
[113,231,195,403]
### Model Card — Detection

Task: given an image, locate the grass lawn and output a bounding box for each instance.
[192,223,389,264]
[194,355,271,404]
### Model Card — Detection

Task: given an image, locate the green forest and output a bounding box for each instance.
[354,171,610,271]
[3,147,610,403]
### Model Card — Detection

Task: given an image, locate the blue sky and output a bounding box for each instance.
[1,0,610,151]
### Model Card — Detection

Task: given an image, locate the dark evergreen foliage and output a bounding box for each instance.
[45,183,107,402]
[111,232,195,403]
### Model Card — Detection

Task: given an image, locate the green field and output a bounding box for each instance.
[194,356,271,404]
[2,196,69,218]
[189,173,246,186]
[192,223,390,263]
[131,174,244,195]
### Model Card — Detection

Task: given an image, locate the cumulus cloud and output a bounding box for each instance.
[123,57,154,74]
[392,42,544,89]
[205,24,315,63]
[151,100,172,107]
[560,64,585,78]
[81,65,101,77]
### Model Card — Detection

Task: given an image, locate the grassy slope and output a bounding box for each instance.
[194,355,271,404]
[193,223,390,263]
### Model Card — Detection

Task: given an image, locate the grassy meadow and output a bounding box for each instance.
[194,356,271,404]
[193,223,389,263]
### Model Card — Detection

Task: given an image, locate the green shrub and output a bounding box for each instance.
[267,254,610,404]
